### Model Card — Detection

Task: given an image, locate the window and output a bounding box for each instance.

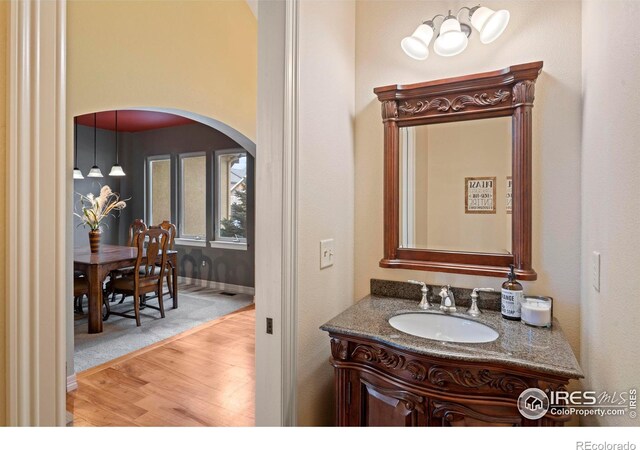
[180,154,207,239]
[216,151,247,242]
[146,150,250,250]
[147,157,171,226]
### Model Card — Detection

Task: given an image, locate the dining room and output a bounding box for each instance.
[68,109,256,424]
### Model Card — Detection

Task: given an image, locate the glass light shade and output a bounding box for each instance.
[87,165,104,178]
[73,168,84,179]
[470,7,510,44]
[109,164,126,177]
[401,23,434,60]
[434,18,468,57]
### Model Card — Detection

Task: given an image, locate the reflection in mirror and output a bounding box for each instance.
[399,117,512,254]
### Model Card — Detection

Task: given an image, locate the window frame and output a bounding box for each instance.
[214,149,248,244]
[145,154,172,227]
[178,151,208,241]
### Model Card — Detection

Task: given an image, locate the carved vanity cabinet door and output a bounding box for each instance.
[429,399,523,427]
[349,371,429,427]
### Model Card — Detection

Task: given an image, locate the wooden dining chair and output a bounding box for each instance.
[151,220,177,304]
[128,218,148,246]
[108,228,170,326]
[74,272,110,320]
[73,273,89,314]
[109,219,148,304]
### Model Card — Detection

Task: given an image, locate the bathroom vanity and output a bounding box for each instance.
[320,281,583,427]
[326,64,583,426]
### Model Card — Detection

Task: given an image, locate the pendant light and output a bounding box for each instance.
[72,117,84,179]
[87,112,103,178]
[109,110,126,177]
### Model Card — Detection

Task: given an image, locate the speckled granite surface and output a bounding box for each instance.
[320,294,583,379]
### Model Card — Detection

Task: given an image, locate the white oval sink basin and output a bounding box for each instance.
[388,313,499,343]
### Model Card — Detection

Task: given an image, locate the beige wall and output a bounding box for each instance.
[0,0,7,427]
[67,0,257,140]
[296,0,355,426]
[405,118,511,253]
[355,1,583,356]
[580,0,640,426]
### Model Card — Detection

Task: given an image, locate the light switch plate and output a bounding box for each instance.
[320,239,334,269]
[592,251,600,292]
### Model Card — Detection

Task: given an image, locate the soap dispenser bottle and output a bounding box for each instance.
[501,264,524,321]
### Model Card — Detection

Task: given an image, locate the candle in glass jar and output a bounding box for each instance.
[521,296,552,328]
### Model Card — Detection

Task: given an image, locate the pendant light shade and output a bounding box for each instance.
[470,6,510,44]
[401,23,434,60]
[109,110,126,177]
[434,16,468,57]
[87,113,103,178]
[109,165,126,177]
[73,117,84,179]
[88,166,104,177]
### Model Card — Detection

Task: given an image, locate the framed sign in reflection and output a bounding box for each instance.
[465,176,496,214]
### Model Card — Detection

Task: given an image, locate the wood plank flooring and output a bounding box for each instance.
[67,305,255,427]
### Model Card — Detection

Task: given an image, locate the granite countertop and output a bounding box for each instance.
[320,294,584,379]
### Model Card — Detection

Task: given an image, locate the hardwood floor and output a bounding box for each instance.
[67,305,255,427]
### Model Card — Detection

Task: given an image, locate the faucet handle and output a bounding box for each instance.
[468,288,496,317]
[408,280,430,309]
[439,285,456,312]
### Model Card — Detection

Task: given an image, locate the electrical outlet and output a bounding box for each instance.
[266,317,273,334]
[592,251,600,292]
[202,260,206,267]
[320,239,334,269]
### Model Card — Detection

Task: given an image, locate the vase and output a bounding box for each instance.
[89,229,102,253]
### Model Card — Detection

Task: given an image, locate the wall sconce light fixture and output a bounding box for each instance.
[402,5,510,60]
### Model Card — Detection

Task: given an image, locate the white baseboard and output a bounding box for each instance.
[67,374,78,392]
[178,276,255,296]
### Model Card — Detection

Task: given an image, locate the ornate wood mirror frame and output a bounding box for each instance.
[374,61,543,280]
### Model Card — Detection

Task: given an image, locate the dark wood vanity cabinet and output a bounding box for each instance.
[330,334,570,427]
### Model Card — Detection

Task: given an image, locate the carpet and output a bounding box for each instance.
[73,282,254,373]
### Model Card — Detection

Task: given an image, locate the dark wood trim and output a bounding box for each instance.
[375,62,542,280]
[395,249,513,266]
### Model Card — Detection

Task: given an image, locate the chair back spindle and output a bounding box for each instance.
[151,220,177,250]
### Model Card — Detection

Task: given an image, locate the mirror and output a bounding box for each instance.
[399,117,512,254]
[374,62,543,280]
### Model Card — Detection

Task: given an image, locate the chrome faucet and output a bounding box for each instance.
[408,280,431,309]
[439,285,456,313]
[468,288,496,317]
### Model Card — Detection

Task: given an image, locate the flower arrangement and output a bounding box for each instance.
[74,185,127,231]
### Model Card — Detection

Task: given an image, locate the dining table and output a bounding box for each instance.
[74,244,178,334]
